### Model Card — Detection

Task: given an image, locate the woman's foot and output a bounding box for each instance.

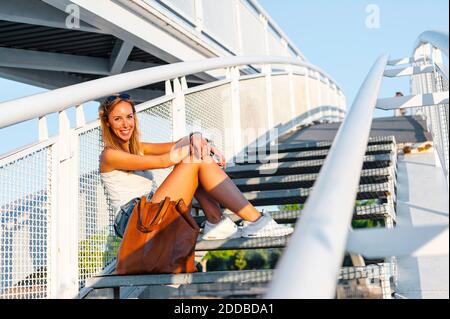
[201,215,240,240]
[201,212,294,240]
[241,212,294,238]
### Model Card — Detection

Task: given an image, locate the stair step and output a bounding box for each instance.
[196,235,290,251]
[238,182,393,206]
[245,136,395,154]
[226,154,394,178]
[193,203,394,226]
[246,183,393,206]
[237,144,395,164]
[232,168,393,191]
[86,265,386,291]
[87,270,273,289]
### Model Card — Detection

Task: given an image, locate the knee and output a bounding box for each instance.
[177,155,215,168]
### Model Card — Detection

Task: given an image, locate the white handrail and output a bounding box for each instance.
[0,56,341,129]
[414,30,449,57]
[266,54,389,299]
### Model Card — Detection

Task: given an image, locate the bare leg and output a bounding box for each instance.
[194,185,222,224]
[151,155,261,222]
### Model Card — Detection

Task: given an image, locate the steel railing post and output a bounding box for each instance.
[50,110,79,298]
[287,64,297,126]
[304,68,312,124]
[262,64,274,145]
[172,78,187,141]
[227,67,243,157]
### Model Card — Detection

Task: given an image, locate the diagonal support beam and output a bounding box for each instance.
[109,40,134,75]
[42,0,218,82]
[376,92,449,110]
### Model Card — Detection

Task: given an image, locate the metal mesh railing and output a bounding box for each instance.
[185,84,232,158]
[0,68,345,298]
[414,58,449,178]
[78,127,117,289]
[337,264,394,299]
[138,100,174,187]
[0,143,53,299]
[433,70,449,176]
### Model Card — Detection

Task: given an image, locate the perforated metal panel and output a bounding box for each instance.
[271,74,291,126]
[159,0,196,20]
[412,59,449,178]
[185,84,232,159]
[239,2,265,55]
[78,127,117,289]
[138,101,174,187]
[202,0,238,50]
[239,77,269,149]
[337,264,394,299]
[434,72,449,176]
[0,144,53,299]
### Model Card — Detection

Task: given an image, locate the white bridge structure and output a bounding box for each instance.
[0,0,448,299]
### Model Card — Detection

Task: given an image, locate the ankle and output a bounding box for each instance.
[206,215,222,224]
[244,212,263,223]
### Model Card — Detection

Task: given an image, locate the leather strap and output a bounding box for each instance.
[137,197,171,233]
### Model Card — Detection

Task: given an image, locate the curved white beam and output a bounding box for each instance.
[414,30,449,57]
[0,56,342,129]
[266,54,389,299]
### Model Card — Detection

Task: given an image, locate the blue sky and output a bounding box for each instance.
[0,0,449,154]
[259,0,449,114]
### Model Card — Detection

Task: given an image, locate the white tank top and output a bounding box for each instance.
[100,169,156,212]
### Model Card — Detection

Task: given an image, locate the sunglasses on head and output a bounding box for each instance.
[105,93,131,103]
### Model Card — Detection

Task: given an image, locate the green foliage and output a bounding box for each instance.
[231,250,247,270]
[355,199,378,206]
[268,249,282,268]
[245,251,266,269]
[78,231,121,276]
[204,249,283,271]
[278,203,304,211]
[352,219,384,229]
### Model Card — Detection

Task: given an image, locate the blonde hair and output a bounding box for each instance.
[98,96,142,155]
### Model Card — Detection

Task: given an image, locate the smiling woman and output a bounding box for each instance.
[98,93,141,156]
[97,93,293,246]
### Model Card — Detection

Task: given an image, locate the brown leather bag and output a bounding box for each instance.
[116,196,200,275]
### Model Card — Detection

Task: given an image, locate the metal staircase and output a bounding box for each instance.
[83,134,398,299]
[0,18,447,299]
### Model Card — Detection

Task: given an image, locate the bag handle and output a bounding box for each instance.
[137,197,171,233]
[175,199,199,230]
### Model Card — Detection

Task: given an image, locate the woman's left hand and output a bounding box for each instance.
[210,145,226,168]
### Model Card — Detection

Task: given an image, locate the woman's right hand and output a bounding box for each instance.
[190,132,203,161]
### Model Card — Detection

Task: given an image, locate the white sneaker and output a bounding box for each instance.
[201,215,240,240]
[241,212,293,238]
